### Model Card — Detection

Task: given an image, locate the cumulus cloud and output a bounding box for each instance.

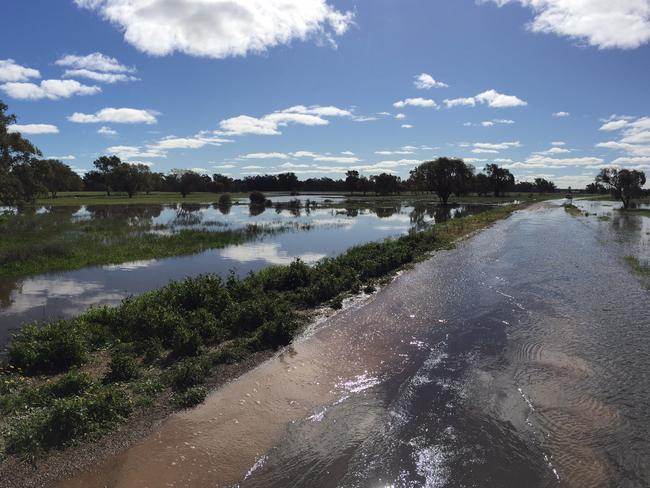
[482,0,650,49]
[471,141,522,153]
[74,0,354,58]
[241,152,290,159]
[414,73,449,89]
[1,79,100,100]
[444,89,527,108]
[0,59,40,82]
[534,146,571,155]
[401,124,414,129]
[506,155,605,169]
[48,155,76,161]
[7,123,59,134]
[97,126,118,136]
[553,111,570,117]
[395,113,406,119]
[393,98,438,108]
[218,105,351,136]
[68,107,158,124]
[106,145,166,160]
[481,118,515,127]
[596,116,650,157]
[62,69,138,83]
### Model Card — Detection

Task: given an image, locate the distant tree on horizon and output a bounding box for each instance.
[410,157,474,205]
[484,163,515,197]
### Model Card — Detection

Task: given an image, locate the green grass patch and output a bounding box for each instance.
[618,208,650,217]
[625,255,650,275]
[0,204,521,459]
[564,204,582,216]
[0,213,274,279]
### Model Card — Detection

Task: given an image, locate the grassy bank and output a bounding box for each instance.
[0,204,521,462]
[625,255,650,275]
[0,209,283,278]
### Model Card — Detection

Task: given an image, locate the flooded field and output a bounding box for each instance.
[56,199,650,488]
[0,197,488,345]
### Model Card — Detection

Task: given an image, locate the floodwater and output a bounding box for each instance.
[57,200,650,488]
[0,198,485,345]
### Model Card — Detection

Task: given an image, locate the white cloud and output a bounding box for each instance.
[352,115,378,122]
[292,151,360,163]
[481,118,515,126]
[7,123,59,134]
[444,89,527,108]
[483,0,650,49]
[534,146,571,155]
[375,149,415,155]
[153,134,230,149]
[401,124,414,129]
[553,111,570,117]
[97,126,118,136]
[393,98,438,108]
[596,115,650,157]
[1,79,100,100]
[472,141,522,153]
[0,59,40,82]
[48,155,76,161]
[190,167,208,173]
[62,69,138,83]
[551,141,566,146]
[242,165,264,170]
[106,145,166,159]
[505,155,605,169]
[414,73,449,89]
[241,152,290,159]
[218,105,350,136]
[74,0,354,58]
[395,113,406,119]
[68,107,158,124]
[599,119,630,131]
[213,164,237,169]
[56,52,133,72]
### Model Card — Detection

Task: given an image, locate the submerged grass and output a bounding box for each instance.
[0,223,269,279]
[625,255,650,275]
[564,203,582,216]
[0,204,520,460]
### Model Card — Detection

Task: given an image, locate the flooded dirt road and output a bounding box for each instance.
[58,201,650,488]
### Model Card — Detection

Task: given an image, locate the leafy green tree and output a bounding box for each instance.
[596,168,646,208]
[92,155,122,196]
[534,177,556,193]
[484,163,515,197]
[112,163,150,198]
[372,173,400,195]
[33,159,83,197]
[345,170,360,194]
[411,158,474,204]
[0,100,44,204]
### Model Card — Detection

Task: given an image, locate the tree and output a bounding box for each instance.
[112,163,150,198]
[92,155,122,196]
[33,159,83,197]
[473,173,491,196]
[534,178,556,193]
[484,163,514,197]
[345,170,360,194]
[411,158,474,204]
[585,182,607,194]
[0,100,43,204]
[277,172,299,192]
[596,168,646,209]
[372,173,400,195]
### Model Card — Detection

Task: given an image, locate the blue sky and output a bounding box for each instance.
[3,0,650,188]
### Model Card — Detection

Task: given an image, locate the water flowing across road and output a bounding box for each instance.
[58,200,650,488]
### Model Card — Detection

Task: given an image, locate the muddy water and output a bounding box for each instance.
[0,201,483,345]
[59,200,650,487]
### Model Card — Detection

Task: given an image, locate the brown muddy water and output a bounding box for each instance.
[0,199,484,346]
[55,200,650,488]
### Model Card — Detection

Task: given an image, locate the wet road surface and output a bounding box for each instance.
[57,201,650,488]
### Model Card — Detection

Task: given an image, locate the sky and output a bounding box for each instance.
[2,0,650,189]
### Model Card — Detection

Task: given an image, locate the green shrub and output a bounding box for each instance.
[140,337,164,364]
[8,321,89,374]
[249,191,266,205]
[218,193,232,206]
[5,385,131,456]
[103,350,140,383]
[172,386,207,409]
[211,341,253,365]
[47,371,94,398]
[167,357,210,392]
